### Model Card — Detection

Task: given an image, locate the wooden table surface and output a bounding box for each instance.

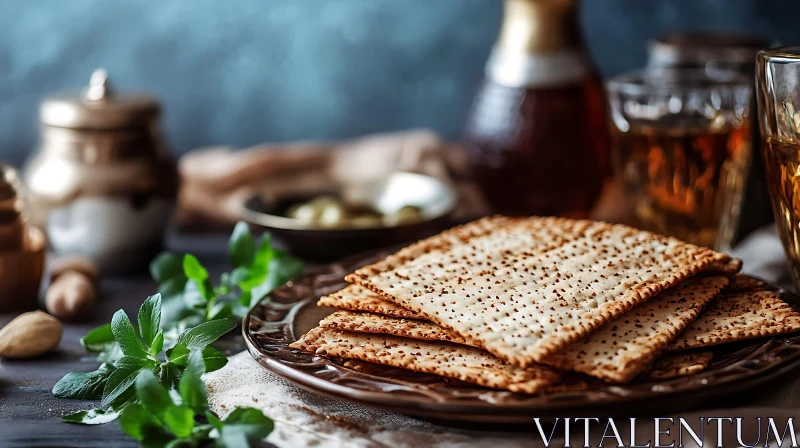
[0,235,233,448]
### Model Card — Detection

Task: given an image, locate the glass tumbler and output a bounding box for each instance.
[607,68,752,251]
[756,47,800,292]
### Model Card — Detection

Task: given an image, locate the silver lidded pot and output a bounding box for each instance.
[24,69,178,274]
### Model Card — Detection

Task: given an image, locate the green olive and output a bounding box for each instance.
[287,203,319,223]
[318,202,348,227]
[383,205,422,226]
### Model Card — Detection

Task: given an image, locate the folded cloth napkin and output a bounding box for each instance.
[176,129,489,229]
[204,224,799,448]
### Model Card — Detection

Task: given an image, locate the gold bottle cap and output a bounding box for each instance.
[40,69,161,130]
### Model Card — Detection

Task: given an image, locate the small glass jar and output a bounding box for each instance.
[24,69,178,274]
[648,32,774,241]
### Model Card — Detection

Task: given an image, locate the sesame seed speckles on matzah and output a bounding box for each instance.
[646,351,713,380]
[347,217,733,368]
[540,275,729,383]
[318,285,425,320]
[290,327,561,394]
[666,289,800,351]
[320,310,469,345]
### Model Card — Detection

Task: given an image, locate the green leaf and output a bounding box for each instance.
[253,233,274,271]
[201,346,228,373]
[158,362,181,391]
[81,324,123,362]
[116,355,158,371]
[81,324,114,352]
[101,367,141,407]
[208,301,233,320]
[228,221,255,268]
[111,310,149,359]
[179,351,207,413]
[163,404,195,438]
[158,276,188,301]
[61,408,121,425]
[183,254,209,283]
[52,363,114,399]
[150,330,164,356]
[119,403,165,441]
[251,256,304,302]
[183,279,209,307]
[237,290,252,307]
[229,267,250,287]
[206,411,224,431]
[166,343,190,366]
[176,318,236,351]
[150,252,185,284]
[135,370,174,417]
[138,294,162,346]
[220,407,274,445]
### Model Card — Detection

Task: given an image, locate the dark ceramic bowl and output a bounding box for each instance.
[239,172,457,261]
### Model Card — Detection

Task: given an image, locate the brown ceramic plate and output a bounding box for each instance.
[243,250,800,424]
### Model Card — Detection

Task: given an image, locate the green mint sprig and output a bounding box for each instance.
[119,351,273,447]
[151,222,304,328]
[53,294,235,424]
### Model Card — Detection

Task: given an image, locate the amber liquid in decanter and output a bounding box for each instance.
[463,0,610,217]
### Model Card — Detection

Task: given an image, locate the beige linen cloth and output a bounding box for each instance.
[203,228,800,448]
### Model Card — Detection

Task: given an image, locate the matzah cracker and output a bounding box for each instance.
[726,275,765,293]
[705,258,743,276]
[336,358,474,386]
[290,328,561,394]
[318,285,425,319]
[541,276,729,383]
[320,310,468,345]
[667,289,800,351]
[646,352,713,380]
[347,217,733,367]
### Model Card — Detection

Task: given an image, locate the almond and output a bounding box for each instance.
[0,311,62,359]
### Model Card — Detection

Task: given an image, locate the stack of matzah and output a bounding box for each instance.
[291,216,800,393]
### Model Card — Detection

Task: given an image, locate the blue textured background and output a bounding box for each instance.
[0,0,797,165]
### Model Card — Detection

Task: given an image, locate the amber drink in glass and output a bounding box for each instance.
[756,47,800,292]
[607,69,752,250]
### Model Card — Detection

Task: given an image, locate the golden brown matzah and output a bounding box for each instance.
[347,217,733,367]
[290,328,561,394]
[318,285,425,319]
[322,277,728,383]
[320,310,469,345]
[335,358,475,386]
[726,275,766,293]
[540,276,728,383]
[667,289,800,351]
[646,352,713,380]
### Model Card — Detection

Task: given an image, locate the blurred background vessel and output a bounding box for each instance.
[463,0,609,217]
[23,70,178,273]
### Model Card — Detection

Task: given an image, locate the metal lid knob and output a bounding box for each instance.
[40,69,161,130]
[84,69,113,102]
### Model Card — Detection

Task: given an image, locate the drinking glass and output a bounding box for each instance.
[606,68,752,251]
[757,47,800,292]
